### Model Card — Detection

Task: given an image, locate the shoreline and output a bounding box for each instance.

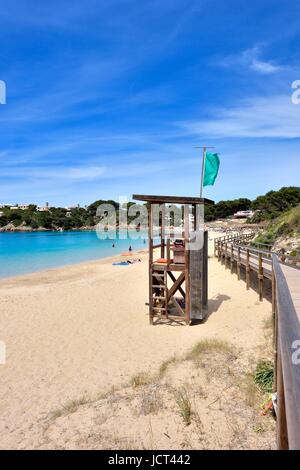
[0,247,148,284]
[0,225,258,281]
[0,226,140,233]
[0,219,264,233]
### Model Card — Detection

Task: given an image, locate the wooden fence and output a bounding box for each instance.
[215,232,272,302]
[273,255,300,450]
[214,231,255,257]
[214,232,300,449]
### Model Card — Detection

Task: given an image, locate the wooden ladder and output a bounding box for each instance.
[151,269,168,317]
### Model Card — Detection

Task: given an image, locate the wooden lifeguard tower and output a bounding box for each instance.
[132,194,214,325]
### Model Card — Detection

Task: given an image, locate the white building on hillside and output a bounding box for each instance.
[233,210,255,219]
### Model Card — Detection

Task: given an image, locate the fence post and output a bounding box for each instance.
[272,267,276,319]
[222,243,225,265]
[277,345,289,450]
[272,265,278,394]
[246,248,250,290]
[237,246,241,280]
[258,253,263,301]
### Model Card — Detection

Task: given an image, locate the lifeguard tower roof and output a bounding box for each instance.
[132,194,214,205]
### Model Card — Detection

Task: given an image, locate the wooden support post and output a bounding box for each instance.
[258,253,263,301]
[272,263,278,396]
[272,267,276,319]
[224,243,227,268]
[160,203,165,259]
[166,238,171,265]
[164,269,168,319]
[148,203,154,325]
[202,230,208,307]
[184,205,190,324]
[230,244,234,273]
[237,246,241,280]
[277,345,289,450]
[193,204,197,232]
[246,248,250,290]
[273,270,278,392]
[218,241,221,262]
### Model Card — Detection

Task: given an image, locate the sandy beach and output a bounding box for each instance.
[0,232,275,449]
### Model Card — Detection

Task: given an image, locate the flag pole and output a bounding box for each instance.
[195,145,215,198]
[200,146,206,198]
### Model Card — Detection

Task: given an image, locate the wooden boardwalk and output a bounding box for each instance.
[215,232,300,307]
[280,263,300,322]
[215,232,300,449]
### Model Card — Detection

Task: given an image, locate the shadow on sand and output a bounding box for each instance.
[150,293,231,326]
[191,293,231,325]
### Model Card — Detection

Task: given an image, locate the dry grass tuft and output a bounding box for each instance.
[158,356,179,378]
[48,395,91,420]
[186,338,233,360]
[62,396,91,414]
[174,387,192,426]
[130,371,153,388]
[238,372,260,408]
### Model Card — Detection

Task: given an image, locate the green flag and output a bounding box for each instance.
[203,152,220,187]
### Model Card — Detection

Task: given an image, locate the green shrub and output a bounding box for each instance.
[254,360,274,394]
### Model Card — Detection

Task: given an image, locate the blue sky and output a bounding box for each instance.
[0,0,300,206]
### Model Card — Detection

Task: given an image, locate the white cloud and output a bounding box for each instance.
[178,94,300,138]
[0,165,107,181]
[66,166,107,180]
[220,45,285,75]
[250,58,282,74]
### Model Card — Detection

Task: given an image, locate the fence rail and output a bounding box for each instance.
[273,255,300,450]
[214,231,255,257]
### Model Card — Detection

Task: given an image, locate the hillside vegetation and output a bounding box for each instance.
[0,200,120,231]
[253,204,300,253]
[1,186,300,231]
[250,187,300,223]
[205,187,300,223]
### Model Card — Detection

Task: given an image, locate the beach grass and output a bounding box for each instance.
[174,387,192,426]
[130,371,153,388]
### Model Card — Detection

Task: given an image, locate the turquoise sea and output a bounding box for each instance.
[0,230,148,279]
